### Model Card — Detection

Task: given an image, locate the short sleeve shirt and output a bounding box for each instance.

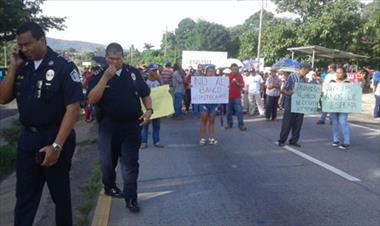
[14,47,85,127]
[88,64,150,122]
[283,73,307,111]
[226,73,244,99]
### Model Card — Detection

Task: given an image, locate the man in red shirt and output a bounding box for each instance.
[225,63,247,131]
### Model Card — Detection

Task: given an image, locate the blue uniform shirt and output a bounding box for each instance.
[88,64,150,122]
[14,47,85,127]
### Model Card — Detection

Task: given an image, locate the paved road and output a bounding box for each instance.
[108,113,380,226]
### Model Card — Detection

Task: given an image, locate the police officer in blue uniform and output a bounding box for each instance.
[0,22,84,226]
[87,42,153,213]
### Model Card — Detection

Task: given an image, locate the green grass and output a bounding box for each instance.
[76,139,97,147]
[76,163,102,226]
[0,120,21,180]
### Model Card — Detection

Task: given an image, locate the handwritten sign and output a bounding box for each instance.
[322,83,362,113]
[291,83,322,114]
[141,85,174,119]
[191,76,229,104]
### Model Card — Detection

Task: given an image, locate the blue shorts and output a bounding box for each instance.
[199,104,219,114]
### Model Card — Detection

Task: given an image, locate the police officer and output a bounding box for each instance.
[0,22,84,226]
[87,42,152,213]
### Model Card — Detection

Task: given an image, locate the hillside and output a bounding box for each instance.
[46,37,105,52]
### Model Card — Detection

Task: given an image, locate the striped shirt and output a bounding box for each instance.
[283,73,307,111]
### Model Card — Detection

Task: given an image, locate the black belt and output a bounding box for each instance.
[24,124,59,133]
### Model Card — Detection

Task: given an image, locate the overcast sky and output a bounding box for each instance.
[42,0,280,50]
[41,0,372,51]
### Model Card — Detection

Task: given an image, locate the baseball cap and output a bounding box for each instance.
[147,63,158,70]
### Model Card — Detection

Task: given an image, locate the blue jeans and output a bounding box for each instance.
[192,104,200,116]
[141,119,160,144]
[331,113,350,145]
[320,112,331,121]
[374,95,380,118]
[227,98,245,128]
[174,92,184,117]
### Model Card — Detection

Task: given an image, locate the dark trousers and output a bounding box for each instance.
[265,96,279,120]
[184,89,191,112]
[15,130,75,226]
[374,95,380,118]
[98,118,141,201]
[279,109,304,144]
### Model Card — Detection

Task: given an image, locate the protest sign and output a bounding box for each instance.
[291,83,321,114]
[141,85,174,119]
[191,76,229,104]
[182,51,227,69]
[322,83,362,113]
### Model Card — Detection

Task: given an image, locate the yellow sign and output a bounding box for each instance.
[141,85,174,119]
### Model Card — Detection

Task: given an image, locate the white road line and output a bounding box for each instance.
[349,123,380,133]
[282,145,361,182]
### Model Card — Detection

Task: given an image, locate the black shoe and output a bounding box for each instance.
[239,126,247,131]
[289,142,301,147]
[126,199,140,213]
[104,187,123,198]
[316,120,325,125]
[278,141,285,147]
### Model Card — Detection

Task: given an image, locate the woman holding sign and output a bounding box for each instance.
[199,65,219,145]
[330,67,351,150]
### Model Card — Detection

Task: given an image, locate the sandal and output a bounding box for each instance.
[199,138,207,145]
[209,138,218,145]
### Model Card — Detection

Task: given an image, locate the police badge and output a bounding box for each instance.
[46,69,55,81]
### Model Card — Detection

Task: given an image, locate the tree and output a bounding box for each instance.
[0,0,66,42]
[143,43,154,51]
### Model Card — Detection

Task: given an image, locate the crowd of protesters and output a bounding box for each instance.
[80,60,380,150]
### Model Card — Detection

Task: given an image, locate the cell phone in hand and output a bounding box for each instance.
[16,50,28,61]
[35,151,46,165]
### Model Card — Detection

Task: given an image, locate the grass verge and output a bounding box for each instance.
[0,120,21,181]
[76,163,102,226]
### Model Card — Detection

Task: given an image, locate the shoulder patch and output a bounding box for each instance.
[70,69,82,82]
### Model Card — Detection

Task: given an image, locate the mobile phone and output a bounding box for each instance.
[35,151,46,165]
[17,50,28,61]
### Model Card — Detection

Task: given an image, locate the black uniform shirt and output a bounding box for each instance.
[88,64,150,122]
[14,47,85,127]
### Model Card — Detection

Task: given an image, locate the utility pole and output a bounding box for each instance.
[164,26,168,58]
[257,0,264,72]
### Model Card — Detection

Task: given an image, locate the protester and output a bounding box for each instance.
[160,61,173,90]
[192,64,204,116]
[241,69,250,113]
[330,67,351,150]
[265,67,281,121]
[141,64,164,149]
[278,64,311,147]
[317,64,336,125]
[278,70,290,110]
[199,65,219,145]
[172,63,186,119]
[88,42,153,213]
[0,21,84,226]
[372,70,380,118]
[225,63,247,131]
[184,68,192,113]
[246,68,265,116]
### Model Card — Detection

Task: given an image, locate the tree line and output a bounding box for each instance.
[1,0,379,68]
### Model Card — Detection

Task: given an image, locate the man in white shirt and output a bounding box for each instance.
[245,68,265,116]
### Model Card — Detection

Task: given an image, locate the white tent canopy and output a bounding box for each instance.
[287,45,368,68]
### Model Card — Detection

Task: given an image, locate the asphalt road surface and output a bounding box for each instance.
[109,113,380,226]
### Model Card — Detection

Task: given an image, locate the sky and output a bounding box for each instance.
[41,0,280,50]
[41,0,373,51]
